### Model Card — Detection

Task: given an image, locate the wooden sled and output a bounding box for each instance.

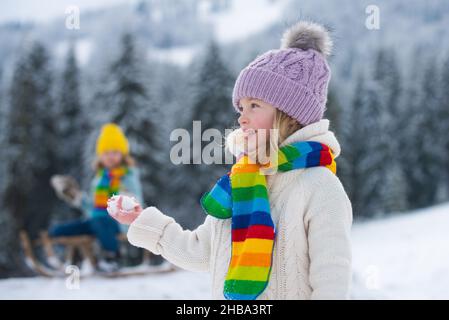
[19,230,177,278]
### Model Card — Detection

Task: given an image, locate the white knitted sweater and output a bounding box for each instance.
[127,119,353,300]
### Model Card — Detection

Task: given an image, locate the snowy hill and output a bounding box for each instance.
[1,202,448,299]
[351,202,449,299]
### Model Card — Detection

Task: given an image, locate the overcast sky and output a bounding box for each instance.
[0,0,135,24]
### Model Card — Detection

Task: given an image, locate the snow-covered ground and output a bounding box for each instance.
[0,269,211,300]
[351,202,449,299]
[1,202,448,300]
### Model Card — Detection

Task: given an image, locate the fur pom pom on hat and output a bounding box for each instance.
[232,21,333,126]
[280,21,333,56]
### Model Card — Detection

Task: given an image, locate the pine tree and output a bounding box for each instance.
[190,41,236,133]
[90,32,163,207]
[332,84,355,207]
[1,42,58,276]
[175,41,235,226]
[325,86,343,136]
[341,72,388,218]
[435,55,449,202]
[57,45,86,178]
[340,74,365,218]
[52,44,87,220]
[406,57,442,208]
[373,49,402,121]
[0,65,4,142]
[0,65,5,196]
[401,50,425,210]
[373,49,408,213]
[0,67,19,277]
[324,86,357,202]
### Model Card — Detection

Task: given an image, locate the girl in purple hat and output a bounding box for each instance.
[109,21,353,300]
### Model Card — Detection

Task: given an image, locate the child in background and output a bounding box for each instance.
[50,123,143,272]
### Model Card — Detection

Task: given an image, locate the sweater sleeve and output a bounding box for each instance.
[127,206,213,272]
[304,168,353,300]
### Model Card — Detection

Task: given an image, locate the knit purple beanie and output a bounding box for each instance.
[232,21,333,126]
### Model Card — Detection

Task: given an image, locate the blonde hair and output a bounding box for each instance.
[92,154,136,171]
[272,109,303,146]
[258,110,303,165]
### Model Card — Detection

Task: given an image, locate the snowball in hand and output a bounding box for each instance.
[107,195,120,216]
[121,195,138,212]
[107,195,139,216]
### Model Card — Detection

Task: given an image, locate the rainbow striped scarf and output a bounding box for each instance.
[200,141,336,300]
[93,166,128,218]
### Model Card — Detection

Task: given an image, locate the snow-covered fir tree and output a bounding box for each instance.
[422,57,448,205]
[406,57,443,208]
[174,41,235,226]
[50,44,88,220]
[0,65,5,197]
[437,55,449,202]
[325,86,343,136]
[89,32,163,207]
[400,49,424,210]
[56,44,87,178]
[342,72,388,218]
[339,74,364,218]
[1,42,58,275]
[373,49,408,213]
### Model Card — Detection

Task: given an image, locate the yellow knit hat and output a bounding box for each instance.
[96,123,129,156]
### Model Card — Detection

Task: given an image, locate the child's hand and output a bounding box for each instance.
[107,195,142,225]
[50,175,82,207]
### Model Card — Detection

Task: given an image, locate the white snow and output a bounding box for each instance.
[0,270,211,300]
[201,0,289,44]
[107,195,138,215]
[106,195,120,216]
[1,202,448,299]
[147,46,198,67]
[351,202,449,299]
[121,195,138,212]
[54,39,94,66]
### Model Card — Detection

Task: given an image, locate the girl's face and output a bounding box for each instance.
[100,151,123,169]
[237,97,276,134]
[235,97,277,163]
